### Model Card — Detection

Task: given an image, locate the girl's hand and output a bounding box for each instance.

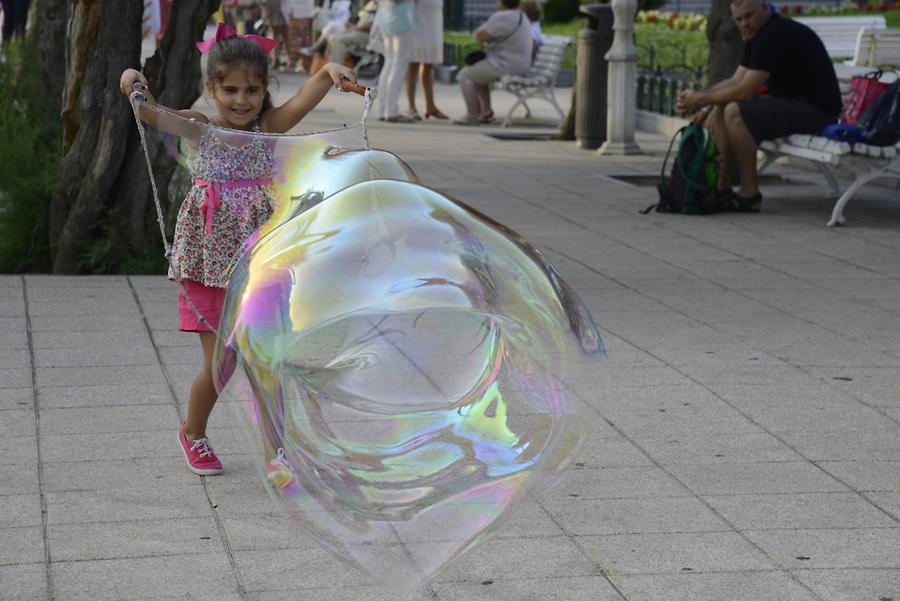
[323,63,356,89]
[120,69,150,97]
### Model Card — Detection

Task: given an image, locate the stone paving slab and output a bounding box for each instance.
[49,554,241,601]
[613,571,821,601]
[792,569,900,601]
[576,530,777,575]
[6,74,900,601]
[0,564,48,601]
[47,517,220,562]
[702,491,899,530]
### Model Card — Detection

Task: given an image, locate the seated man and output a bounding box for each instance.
[676,0,841,212]
[300,0,376,64]
[328,1,377,66]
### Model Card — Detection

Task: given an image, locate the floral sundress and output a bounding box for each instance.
[171,121,275,288]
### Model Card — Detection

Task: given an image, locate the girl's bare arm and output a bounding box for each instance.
[119,69,209,136]
[260,63,356,134]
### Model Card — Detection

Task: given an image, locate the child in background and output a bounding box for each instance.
[120,23,354,476]
[520,0,543,51]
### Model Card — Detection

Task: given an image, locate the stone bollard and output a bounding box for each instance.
[598,0,642,155]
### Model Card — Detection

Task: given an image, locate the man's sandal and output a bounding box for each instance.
[719,190,763,213]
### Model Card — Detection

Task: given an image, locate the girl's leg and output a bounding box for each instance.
[183,330,219,440]
[421,63,447,118]
[406,61,420,114]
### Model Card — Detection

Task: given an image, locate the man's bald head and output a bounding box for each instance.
[731,0,770,40]
[731,0,763,9]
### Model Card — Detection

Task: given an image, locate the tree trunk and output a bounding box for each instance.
[706,0,742,85]
[50,0,218,274]
[559,93,575,140]
[27,0,69,118]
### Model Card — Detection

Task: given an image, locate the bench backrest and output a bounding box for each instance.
[795,16,887,58]
[525,35,571,85]
[853,28,900,68]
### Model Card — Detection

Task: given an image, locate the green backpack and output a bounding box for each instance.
[643,124,720,215]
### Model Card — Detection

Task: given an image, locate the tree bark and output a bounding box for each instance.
[50,0,219,274]
[706,0,742,85]
[27,0,70,118]
[559,93,575,140]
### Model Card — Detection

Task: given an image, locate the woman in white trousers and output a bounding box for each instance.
[374,0,417,123]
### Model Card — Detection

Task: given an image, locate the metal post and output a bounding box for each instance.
[598,0,641,155]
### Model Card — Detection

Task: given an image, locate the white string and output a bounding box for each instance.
[362,88,374,150]
[129,89,223,342]
[130,90,172,263]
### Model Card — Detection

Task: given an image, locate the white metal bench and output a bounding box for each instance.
[493,34,571,128]
[852,28,900,68]
[758,70,900,226]
[795,16,887,59]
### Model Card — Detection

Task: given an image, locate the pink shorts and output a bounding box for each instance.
[178,279,227,332]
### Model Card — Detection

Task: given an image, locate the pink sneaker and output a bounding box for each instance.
[178,423,224,475]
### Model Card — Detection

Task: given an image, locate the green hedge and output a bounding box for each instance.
[444,19,709,73]
[0,42,60,273]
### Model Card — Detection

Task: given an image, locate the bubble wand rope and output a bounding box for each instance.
[128,84,226,343]
[338,79,376,150]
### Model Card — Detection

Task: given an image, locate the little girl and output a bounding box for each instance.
[120,22,354,476]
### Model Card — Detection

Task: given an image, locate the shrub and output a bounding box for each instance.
[543,0,581,24]
[0,41,61,272]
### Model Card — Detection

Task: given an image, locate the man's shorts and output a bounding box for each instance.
[457,59,506,86]
[737,95,836,145]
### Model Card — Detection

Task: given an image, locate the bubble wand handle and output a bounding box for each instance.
[339,79,375,97]
[339,79,378,150]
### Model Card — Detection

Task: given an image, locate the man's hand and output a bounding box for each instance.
[692,106,713,125]
[676,89,702,113]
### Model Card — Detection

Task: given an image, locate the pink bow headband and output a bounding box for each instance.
[196,23,279,55]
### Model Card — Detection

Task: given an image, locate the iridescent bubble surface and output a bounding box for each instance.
[139,103,603,592]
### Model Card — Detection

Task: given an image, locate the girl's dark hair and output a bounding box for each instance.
[206,37,274,114]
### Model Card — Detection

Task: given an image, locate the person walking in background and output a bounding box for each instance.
[263,0,293,70]
[375,0,417,123]
[453,0,531,126]
[520,0,542,50]
[404,0,448,120]
[284,0,316,71]
[1,0,29,42]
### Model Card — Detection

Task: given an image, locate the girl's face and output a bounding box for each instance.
[207,66,266,130]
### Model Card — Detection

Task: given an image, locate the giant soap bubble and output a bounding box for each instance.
[131,96,604,592]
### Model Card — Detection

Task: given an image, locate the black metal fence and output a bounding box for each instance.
[636,73,699,115]
[445,0,493,32]
[635,39,706,115]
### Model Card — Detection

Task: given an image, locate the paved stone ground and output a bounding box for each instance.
[3,74,900,601]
